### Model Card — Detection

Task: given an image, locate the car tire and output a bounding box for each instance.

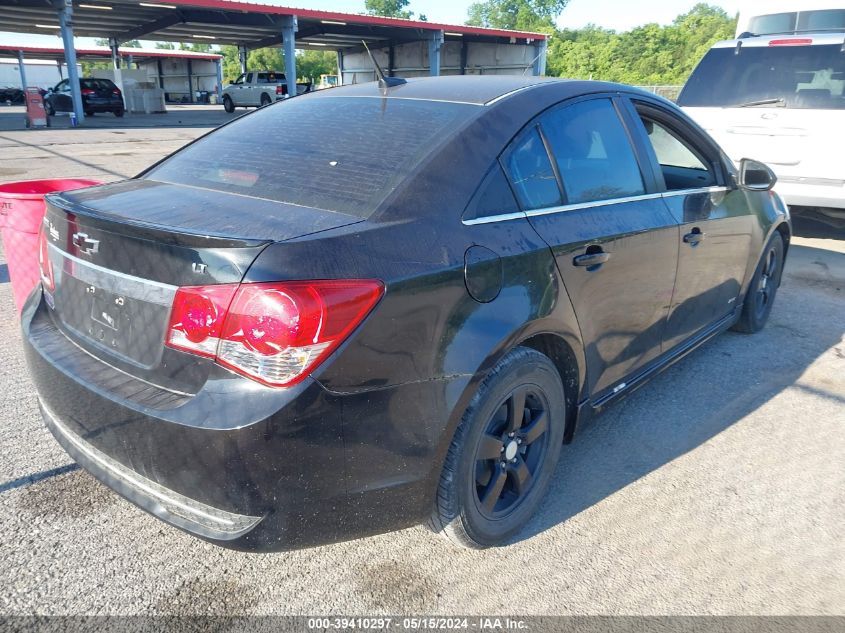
[45,101,55,116]
[223,95,235,113]
[429,346,566,548]
[113,108,124,118]
[260,93,272,107]
[732,232,785,334]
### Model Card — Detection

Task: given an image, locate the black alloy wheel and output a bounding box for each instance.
[473,386,550,519]
[430,346,566,548]
[733,232,784,333]
[754,246,779,319]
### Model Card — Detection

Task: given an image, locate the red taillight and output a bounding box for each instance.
[166,285,238,358]
[113,88,121,96]
[165,280,384,387]
[276,84,286,95]
[37,226,55,292]
[81,88,95,96]
[769,38,813,46]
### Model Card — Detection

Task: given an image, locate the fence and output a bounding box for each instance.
[634,85,683,102]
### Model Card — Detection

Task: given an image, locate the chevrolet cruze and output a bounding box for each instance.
[23,76,790,551]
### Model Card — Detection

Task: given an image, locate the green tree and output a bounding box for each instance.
[543,3,736,85]
[95,38,141,48]
[218,46,337,84]
[297,50,338,83]
[179,42,214,53]
[155,42,176,50]
[365,0,413,19]
[466,0,568,32]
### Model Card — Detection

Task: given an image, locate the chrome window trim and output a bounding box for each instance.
[462,211,527,226]
[461,186,731,225]
[525,192,664,218]
[661,185,729,198]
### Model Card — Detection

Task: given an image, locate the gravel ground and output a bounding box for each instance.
[0,125,843,616]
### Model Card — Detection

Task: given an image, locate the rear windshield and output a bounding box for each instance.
[81,79,116,90]
[144,96,478,217]
[678,44,845,109]
[746,10,845,35]
[257,72,283,84]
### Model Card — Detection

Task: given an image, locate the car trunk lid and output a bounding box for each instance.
[40,179,362,387]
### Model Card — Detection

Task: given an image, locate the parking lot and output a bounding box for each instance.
[1,122,843,616]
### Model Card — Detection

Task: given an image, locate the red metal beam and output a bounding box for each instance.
[137,0,548,41]
[0,44,222,61]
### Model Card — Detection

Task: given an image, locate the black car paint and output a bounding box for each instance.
[22,77,790,551]
[46,78,124,115]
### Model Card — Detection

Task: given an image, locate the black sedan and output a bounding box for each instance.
[23,76,790,551]
[45,77,125,117]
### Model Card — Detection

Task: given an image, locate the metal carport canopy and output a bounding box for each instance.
[0,0,546,124]
[0,0,546,49]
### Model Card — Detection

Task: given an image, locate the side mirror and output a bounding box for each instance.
[738,158,777,191]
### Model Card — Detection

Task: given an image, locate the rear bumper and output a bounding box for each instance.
[23,292,352,551]
[82,99,123,112]
[41,399,262,541]
[21,291,451,551]
[775,179,845,209]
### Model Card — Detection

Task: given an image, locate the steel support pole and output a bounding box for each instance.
[58,1,84,123]
[216,59,223,98]
[336,50,344,86]
[533,39,548,76]
[109,37,121,69]
[238,45,248,74]
[57,61,64,79]
[281,15,297,98]
[428,30,444,76]
[17,50,28,90]
[187,58,194,103]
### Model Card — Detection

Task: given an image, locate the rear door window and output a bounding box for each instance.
[463,164,520,222]
[144,96,478,218]
[540,98,645,204]
[502,127,562,211]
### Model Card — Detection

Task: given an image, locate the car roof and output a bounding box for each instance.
[712,32,845,47]
[309,75,643,106]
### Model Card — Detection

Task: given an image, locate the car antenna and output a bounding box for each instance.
[362,41,406,90]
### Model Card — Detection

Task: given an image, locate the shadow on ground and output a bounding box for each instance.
[519,267,843,542]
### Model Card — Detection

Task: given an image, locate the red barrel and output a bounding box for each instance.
[0,178,101,314]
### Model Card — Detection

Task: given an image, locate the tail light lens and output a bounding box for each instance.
[81,88,95,96]
[112,88,121,96]
[166,280,384,387]
[276,84,286,95]
[37,227,55,292]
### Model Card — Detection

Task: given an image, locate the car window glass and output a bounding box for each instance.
[246,73,253,83]
[56,80,68,92]
[541,99,645,204]
[232,74,245,85]
[638,115,716,190]
[146,97,477,218]
[464,164,520,221]
[503,127,562,211]
[678,44,845,109]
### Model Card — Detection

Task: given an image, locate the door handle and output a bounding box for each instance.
[683,228,706,245]
[573,250,611,268]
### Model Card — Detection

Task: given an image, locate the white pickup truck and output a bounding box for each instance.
[221,70,311,112]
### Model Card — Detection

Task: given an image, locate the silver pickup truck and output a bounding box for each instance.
[221,70,312,112]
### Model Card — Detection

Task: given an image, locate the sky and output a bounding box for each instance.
[0,0,743,48]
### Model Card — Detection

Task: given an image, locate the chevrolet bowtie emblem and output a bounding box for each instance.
[72,232,99,256]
